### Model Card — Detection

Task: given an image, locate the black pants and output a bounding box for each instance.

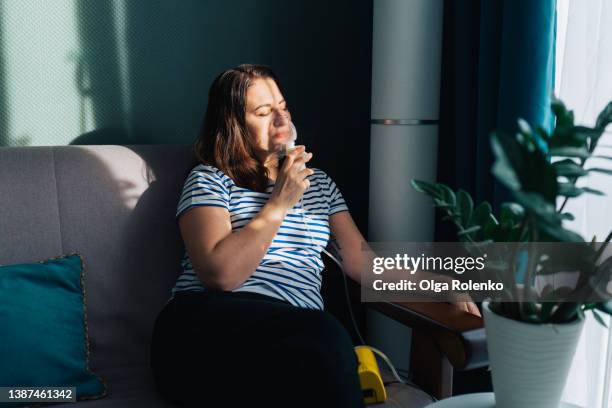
[150,290,364,408]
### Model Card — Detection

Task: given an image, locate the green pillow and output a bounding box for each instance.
[0,253,107,407]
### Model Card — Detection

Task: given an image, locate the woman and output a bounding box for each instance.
[150,64,479,408]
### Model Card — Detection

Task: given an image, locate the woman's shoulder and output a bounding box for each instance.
[185,164,332,189]
[309,167,327,177]
[188,163,234,186]
[309,167,333,186]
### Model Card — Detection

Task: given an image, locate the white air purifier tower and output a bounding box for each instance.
[366,0,444,376]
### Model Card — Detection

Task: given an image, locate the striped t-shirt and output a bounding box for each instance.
[171,163,349,310]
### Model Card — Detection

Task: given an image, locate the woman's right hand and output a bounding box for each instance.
[269,145,314,211]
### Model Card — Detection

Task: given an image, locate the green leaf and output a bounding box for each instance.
[542,286,576,301]
[540,301,556,321]
[437,184,457,208]
[577,306,586,320]
[483,214,500,240]
[457,225,481,236]
[499,202,525,224]
[434,203,455,209]
[551,96,567,114]
[483,260,510,273]
[587,256,612,302]
[586,167,612,176]
[411,179,441,199]
[551,97,574,128]
[513,191,560,226]
[470,201,493,228]
[553,159,588,177]
[517,119,542,153]
[441,214,461,222]
[596,101,612,130]
[550,126,596,149]
[580,187,605,195]
[560,212,575,221]
[491,133,522,190]
[521,302,541,323]
[538,243,596,275]
[591,308,608,328]
[549,147,591,158]
[571,126,601,139]
[510,192,584,242]
[595,301,612,315]
[558,183,605,197]
[456,190,474,227]
[550,302,580,323]
[535,221,585,242]
[491,132,557,202]
[518,118,532,136]
[535,126,551,142]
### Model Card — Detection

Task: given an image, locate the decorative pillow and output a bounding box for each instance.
[0,253,107,406]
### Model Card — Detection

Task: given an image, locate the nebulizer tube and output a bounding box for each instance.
[281,122,411,388]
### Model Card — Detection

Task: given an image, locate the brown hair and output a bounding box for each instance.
[194,64,286,192]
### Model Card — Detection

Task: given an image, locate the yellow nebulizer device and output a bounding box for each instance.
[281,121,416,405]
[355,346,387,404]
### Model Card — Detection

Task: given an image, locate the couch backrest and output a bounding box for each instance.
[0,145,198,372]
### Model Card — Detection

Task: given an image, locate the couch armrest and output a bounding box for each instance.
[367,301,488,370]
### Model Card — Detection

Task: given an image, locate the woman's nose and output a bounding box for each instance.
[272,110,290,127]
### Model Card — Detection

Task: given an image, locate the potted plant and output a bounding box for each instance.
[411,97,612,408]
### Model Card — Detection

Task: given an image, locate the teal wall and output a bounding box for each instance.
[0,0,373,232]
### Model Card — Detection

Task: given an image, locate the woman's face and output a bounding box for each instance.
[245,77,292,156]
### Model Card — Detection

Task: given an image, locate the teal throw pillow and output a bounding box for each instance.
[0,253,107,407]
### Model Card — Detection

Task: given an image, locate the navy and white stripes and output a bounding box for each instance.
[171,163,349,310]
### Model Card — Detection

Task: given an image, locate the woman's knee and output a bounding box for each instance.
[292,310,358,366]
[306,310,354,342]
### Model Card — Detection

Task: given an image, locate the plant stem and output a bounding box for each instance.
[593,229,612,264]
[508,218,529,303]
[451,218,487,257]
[521,217,538,320]
[558,196,569,213]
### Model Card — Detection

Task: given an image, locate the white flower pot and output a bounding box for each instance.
[482,300,585,408]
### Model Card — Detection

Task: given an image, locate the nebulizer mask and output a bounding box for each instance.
[276,122,303,170]
[276,121,417,405]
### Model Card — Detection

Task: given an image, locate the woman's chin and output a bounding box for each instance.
[269,140,286,152]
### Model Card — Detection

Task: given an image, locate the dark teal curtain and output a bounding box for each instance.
[0,6,7,146]
[435,0,556,395]
[436,0,556,243]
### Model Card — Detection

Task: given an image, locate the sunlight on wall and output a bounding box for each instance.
[1,0,90,146]
[0,0,130,146]
[113,0,131,136]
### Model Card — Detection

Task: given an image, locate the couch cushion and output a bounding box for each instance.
[0,147,63,262]
[53,365,178,408]
[51,145,198,372]
[0,145,197,374]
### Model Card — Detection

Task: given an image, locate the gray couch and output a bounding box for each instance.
[0,145,435,407]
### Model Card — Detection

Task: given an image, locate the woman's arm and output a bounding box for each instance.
[180,146,313,291]
[328,211,482,316]
[327,211,369,285]
[179,201,288,291]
